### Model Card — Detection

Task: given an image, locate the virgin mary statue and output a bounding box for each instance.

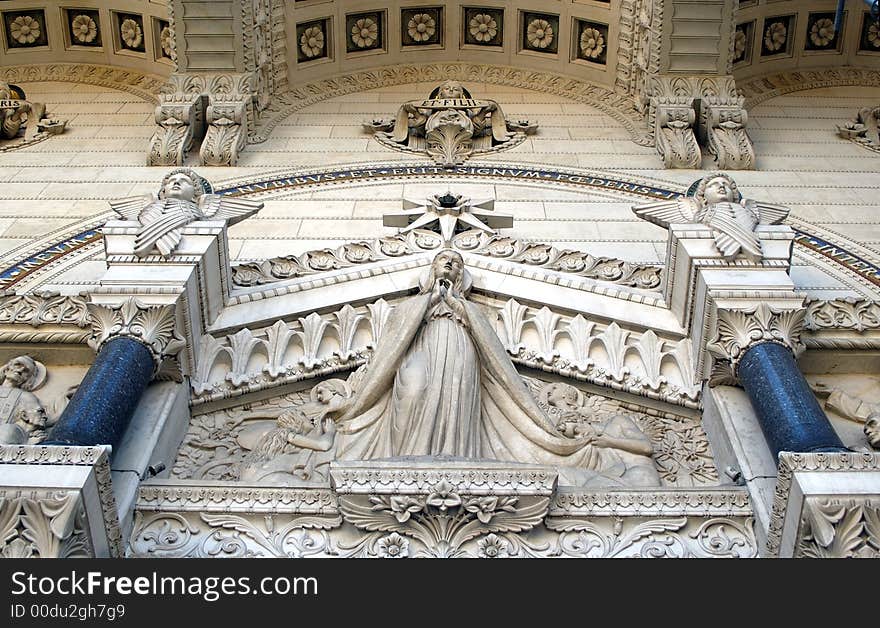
[333,250,622,485]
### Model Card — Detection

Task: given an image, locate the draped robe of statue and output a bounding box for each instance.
[334,258,610,483]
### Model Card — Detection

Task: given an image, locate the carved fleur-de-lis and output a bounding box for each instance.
[226,328,264,387]
[332,305,365,361]
[263,319,295,379]
[594,322,630,382]
[296,312,330,369]
[499,299,528,354]
[527,307,562,364]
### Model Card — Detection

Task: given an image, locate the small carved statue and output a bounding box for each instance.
[327,249,655,488]
[0,81,63,144]
[364,80,536,167]
[813,384,880,450]
[238,379,352,485]
[0,355,52,445]
[633,172,790,261]
[541,382,661,487]
[110,168,264,258]
[837,105,880,147]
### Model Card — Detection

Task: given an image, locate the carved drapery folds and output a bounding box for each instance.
[189,297,699,408]
[706,303,806,384]
[86,298,185,371]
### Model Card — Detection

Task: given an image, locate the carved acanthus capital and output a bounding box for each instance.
[0,489,91,558]
[0,445,122,557]
[706,303,806,384]
[86,298,185,369]
[766,452,880,557]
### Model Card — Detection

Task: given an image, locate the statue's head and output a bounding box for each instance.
[544,383,580,409]
[313,379,350,404]
[421,249,472,295]
[0,355,44,391]
[695,173,740,205]
[436,81,465,99]
[432,249,464,282]
[159,168,212,201]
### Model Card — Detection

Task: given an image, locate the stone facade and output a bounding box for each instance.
[0,1,879,558]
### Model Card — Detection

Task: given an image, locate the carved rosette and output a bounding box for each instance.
[706,303,806,384]
[86,298,185,371]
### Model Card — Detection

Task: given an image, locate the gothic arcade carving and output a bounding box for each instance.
[364,81,537,167]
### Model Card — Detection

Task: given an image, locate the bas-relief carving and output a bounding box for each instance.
[633,172,790,262]
[0,80,66,153]
[0,445,122,558]
[174,367,715,489]
[797,497,880,558]
[766,452,880,558]
[0,356,54,445]
[364,81,536,167]
[837,104,880,155]
[129,480,755,558]
[812,384,880,450]
[110,168,263,258]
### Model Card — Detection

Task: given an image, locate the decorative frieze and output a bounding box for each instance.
[129,477,756,558]
[0,291,89,328]
[232,229,662,290]
[805,298,880,332]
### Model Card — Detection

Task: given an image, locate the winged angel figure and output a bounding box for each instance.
[110,168,263,257]
[632,173,789,262]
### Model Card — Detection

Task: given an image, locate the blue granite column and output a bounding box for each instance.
[737,341,846,458]
[43,337,155,454]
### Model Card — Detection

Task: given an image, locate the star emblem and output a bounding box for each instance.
[383,192,512,243]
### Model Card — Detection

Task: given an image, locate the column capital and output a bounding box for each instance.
[86,298,185,371]
[707,302,806,385]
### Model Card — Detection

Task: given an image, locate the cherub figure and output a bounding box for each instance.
[238,379,351,485]
[542,382,661,488]
[633,172,790,262]
[0,355,53,445]
[110,168,263,258]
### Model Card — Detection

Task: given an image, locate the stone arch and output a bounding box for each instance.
[253,62,652,145]
[739,67,880,109]
[0,63,166,105]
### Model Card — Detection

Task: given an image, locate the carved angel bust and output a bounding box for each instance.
[110,168,263,258]
[633,172,790,262]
